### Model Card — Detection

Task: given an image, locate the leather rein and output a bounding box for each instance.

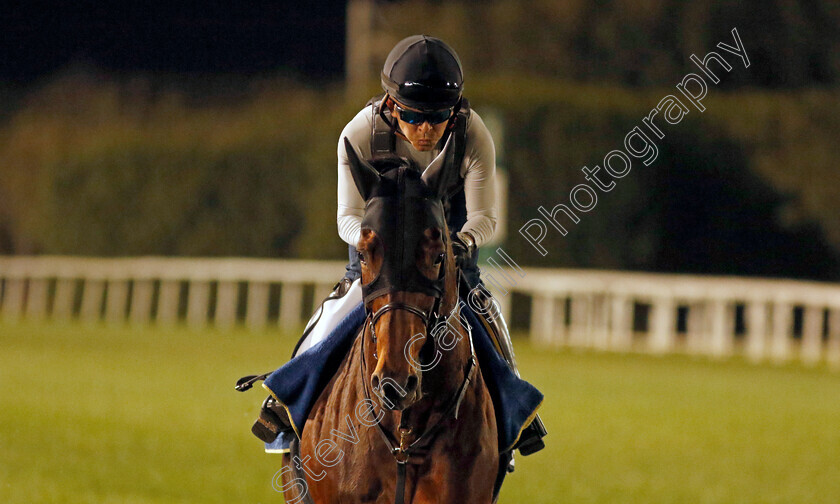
[359,269,477,504]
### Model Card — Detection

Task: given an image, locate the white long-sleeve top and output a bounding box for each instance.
[337,105,498,248]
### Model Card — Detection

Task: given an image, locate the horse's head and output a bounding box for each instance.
[345,137,459,411]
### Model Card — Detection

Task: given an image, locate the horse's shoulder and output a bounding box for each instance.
[304,331,365,436]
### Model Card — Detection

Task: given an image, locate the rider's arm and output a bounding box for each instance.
[336,107,373,247]
[460,111,498,248]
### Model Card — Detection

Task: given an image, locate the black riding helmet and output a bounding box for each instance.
[381,35,463,111]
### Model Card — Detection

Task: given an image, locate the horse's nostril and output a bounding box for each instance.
[405,375,418,394]
[371,375,380,391]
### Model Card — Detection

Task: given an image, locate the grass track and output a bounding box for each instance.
[1,322,838,503]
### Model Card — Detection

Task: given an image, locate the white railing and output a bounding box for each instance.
[513,268,840,367]
[1,256,839,367]
[0,256,345,330]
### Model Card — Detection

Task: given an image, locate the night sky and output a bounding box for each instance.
[2,2,348,85]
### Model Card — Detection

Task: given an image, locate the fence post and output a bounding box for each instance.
[26,278,49,318]
[130,280,154,323]
[246,282,270,330]
[745,300,768,362]
[530,293,555,347]
[187,280,210,329]
[52,279,76,320]
[649,297,676,353]
[215,281,238,329]
[770,301,793,362]
[827,308,840,370]
[801,305,824,365]
[609,295,633,351]
[279,283,304,329]
[591,294,610,350]
[569,294,591,347]
[157,280,180,325]
[551,295,568,347]
[496,292,513,330]
[105,280,129,324]
[685,301,707,354]
[2,278,26,321]
[709,299,734,358]
[80,279,105,322]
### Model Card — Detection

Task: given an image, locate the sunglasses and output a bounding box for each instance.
[394,104,454,125]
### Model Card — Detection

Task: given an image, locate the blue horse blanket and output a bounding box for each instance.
[263,300,543,454]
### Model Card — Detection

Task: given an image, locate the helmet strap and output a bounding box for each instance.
[381,94,411,143]
[445,97,463,131]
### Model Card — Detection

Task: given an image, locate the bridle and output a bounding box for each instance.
[365,258,447,361]
[361,262,477,504]
[341,145,476,504]
[368,301,439,361]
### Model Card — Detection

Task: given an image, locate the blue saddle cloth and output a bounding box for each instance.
[263,300,543,454]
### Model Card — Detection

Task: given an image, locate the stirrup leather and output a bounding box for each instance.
[471,286,548,456]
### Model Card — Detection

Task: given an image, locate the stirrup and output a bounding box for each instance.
[251,396,293,443]
[513,416,547,456]
[329,277,354,299]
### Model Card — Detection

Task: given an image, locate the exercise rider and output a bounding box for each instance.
[256,35,546,458]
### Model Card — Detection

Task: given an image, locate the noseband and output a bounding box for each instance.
[366,276,446,361]
[360,263,478,504]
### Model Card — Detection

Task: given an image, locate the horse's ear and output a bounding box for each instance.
[421,133,455,199]
[344,137,380,201]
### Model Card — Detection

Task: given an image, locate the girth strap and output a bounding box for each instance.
[395,461,407,504]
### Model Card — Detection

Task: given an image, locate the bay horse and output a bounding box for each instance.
[278,138,500,504]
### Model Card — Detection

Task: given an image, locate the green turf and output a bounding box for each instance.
[1,321,838,504]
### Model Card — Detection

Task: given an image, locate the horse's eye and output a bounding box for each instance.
[433,253,445,265]
[357,251,366,265]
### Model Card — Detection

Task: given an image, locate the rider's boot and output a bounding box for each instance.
[251,396,294,443]
[470,286,547,457]
[252,276,357,443]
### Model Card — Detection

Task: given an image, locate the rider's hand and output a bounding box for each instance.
[451,231,476,269]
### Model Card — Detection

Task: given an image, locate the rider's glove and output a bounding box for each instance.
[451,231,476,269]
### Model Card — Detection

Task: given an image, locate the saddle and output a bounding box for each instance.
[238,293,543,455]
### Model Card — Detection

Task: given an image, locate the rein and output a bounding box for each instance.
[359,273,477,504]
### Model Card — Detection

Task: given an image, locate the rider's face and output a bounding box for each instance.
[392,102,451,152]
